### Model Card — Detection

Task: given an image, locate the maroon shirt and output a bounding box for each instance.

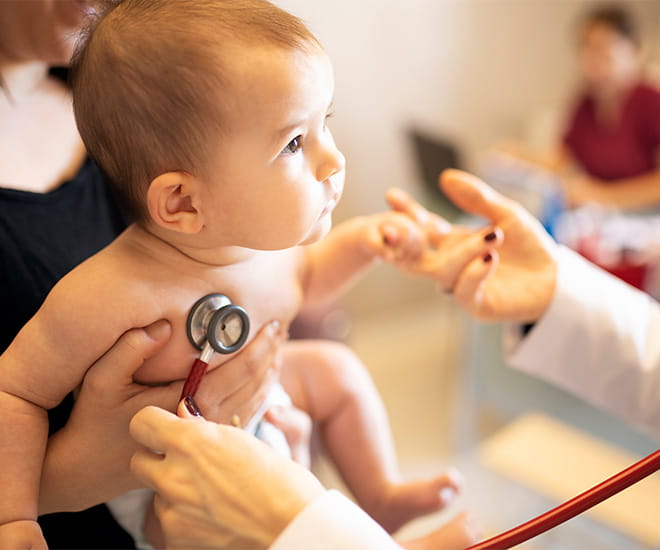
[563,83,660,181]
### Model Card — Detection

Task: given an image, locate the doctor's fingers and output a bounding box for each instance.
[130,405,184,454]
[440,169,518,224]
[438,170,522,223]
[386,187,451,247]
[452,250,500,318]
[131,449,196,505]
[152,495,235,550]
[419,227,502,291]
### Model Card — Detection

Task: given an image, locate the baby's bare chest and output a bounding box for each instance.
[132,252,303,385]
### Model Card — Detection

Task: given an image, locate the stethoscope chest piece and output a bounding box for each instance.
[186,293,250,354]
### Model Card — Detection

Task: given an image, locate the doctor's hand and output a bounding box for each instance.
[389,170,558,322]
[130,403,325,550]
[39,319,284,515]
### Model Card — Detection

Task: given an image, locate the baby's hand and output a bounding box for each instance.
[360,211,426,267]
[385,187,503,292]
[0,520,47,550]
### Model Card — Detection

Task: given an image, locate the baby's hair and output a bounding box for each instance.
[70,0,320,223]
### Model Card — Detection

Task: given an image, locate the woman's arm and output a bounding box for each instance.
[563,170,660,210]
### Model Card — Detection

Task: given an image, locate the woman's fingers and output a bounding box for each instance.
[440,169,516,223]
[83,320,172,394]
[198,320,283,397]
[194,320,285,422]
[416,227,502,291]
[453,249,500,318]
[214,356,281,425]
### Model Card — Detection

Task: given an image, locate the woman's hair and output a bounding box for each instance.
[579,4,639,46]
[70,0,320,223]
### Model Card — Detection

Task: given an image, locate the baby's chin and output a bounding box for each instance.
[298,217,333,246]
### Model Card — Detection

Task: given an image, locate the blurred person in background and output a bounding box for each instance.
[497,3,660,210]
[559,3,660,209]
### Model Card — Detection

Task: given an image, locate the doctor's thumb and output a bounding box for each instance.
[440,169,512,222]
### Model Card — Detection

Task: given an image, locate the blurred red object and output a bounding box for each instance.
[576,234,648,291]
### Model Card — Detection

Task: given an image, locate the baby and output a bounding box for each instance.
[0,1,468,548]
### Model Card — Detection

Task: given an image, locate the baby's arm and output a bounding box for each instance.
[0,264,152,547]
[301,212,425,306]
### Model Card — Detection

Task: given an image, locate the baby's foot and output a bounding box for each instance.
[399,511,482,550]
[370,468,464,533]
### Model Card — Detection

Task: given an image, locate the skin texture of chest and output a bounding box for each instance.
[126,247,305,385]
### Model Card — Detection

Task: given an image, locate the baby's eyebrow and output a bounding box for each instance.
[276,121,303,141]
[274,100,336,143]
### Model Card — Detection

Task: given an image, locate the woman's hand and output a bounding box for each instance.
[389,169,559,322]
[39,319,285,514]
[130,403,324,550]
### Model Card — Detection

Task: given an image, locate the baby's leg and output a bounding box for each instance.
[398,512,481,550]
[280,340,461,533]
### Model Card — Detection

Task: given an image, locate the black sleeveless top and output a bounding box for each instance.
[0,157,137,548]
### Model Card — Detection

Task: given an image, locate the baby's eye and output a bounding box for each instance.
[282,136,302,154]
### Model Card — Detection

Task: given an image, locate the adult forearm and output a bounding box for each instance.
[596,171,660,210]
[39,426,139,515]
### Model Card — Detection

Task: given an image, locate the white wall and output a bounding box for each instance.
[276,0,660,315]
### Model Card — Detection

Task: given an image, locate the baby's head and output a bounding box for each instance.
[71,0,345,250]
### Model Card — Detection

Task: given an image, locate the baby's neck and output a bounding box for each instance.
[125,223,257,268]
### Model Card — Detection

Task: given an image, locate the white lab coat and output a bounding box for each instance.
[271,246,660,550]
[507,246,660,441]
[271,490,402,550]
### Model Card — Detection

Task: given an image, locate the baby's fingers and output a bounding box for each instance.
[362,217,420,262]
[386,187,451,247]
[416,227,502,290]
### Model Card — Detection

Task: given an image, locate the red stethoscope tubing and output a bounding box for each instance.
[464,448,660,549]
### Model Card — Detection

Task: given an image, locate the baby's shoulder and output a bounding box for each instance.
[47,240,160,321]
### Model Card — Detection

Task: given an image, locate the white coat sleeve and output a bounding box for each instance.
[270,490,403,550]
[506,246,660,440]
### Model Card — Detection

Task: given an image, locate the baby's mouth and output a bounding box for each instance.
[321,191,341,217]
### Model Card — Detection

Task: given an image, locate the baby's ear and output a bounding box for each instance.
[146,171,204,234]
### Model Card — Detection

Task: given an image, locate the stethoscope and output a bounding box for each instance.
[180,293,250,400]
